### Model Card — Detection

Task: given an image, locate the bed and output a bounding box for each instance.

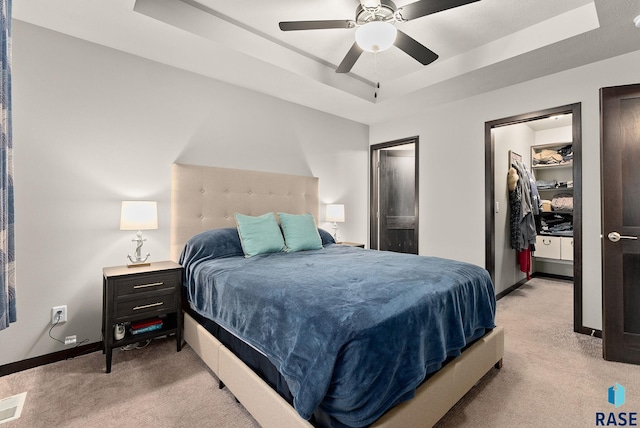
[171,163,504,428]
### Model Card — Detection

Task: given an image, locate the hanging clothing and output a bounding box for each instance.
[509,160,539,252]
[508,170,522,250]
[518,248,532,280]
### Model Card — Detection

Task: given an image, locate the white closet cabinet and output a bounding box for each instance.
[535,236,573,261]
[560,237,573,261]
[535,235,560,259]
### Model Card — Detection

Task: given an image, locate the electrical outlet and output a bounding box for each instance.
[51,305,67,324]
[64,335,76,345]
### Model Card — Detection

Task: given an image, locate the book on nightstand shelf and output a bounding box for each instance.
[130,317,163,335]
[131,318,162,330]
[131,323,163,335]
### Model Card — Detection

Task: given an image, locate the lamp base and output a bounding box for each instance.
[127,247,151,268]
[127,262,151,268]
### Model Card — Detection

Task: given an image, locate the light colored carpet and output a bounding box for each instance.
[0,338,259,428]
[436,277,640,427]
[1,277,639,427]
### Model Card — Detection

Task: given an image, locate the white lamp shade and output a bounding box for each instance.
[326,204,345,223]
[355,21,397,53]
[120,201,158,230]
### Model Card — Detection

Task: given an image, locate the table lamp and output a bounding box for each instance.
[325,204,345,242]
[120,201,158,267]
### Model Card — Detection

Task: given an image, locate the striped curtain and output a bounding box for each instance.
[0,0,14,330]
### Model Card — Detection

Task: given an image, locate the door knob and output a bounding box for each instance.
[607,231,638,242]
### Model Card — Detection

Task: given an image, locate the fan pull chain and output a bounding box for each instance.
[374,51,380,99]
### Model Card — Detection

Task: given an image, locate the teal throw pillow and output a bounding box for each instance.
[235,212,286,257]
[278,212,323,252]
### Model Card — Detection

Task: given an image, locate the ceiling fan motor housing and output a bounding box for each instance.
[356,0,397,25]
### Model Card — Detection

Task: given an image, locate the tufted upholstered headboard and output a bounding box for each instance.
[170,163,319,261]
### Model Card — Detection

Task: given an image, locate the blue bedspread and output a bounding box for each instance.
[181,230,496,427]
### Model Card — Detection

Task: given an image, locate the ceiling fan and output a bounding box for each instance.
[279,0,480,73]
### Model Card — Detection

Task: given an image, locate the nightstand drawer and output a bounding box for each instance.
[115,289,176,320]
[114,271,179,297]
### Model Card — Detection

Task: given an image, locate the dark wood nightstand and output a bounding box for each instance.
[338,241,365,248]
[102,261,183,373]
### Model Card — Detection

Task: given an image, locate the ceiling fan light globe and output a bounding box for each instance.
[355,21,397,53]
[360,0,381,8]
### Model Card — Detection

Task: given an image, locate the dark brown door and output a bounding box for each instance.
[379,149,417,254]
[601,83,640,364]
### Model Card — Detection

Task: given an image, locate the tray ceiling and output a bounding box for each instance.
[13,0,640,124]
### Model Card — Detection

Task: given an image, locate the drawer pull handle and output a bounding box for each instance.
[543,239,551,245]
[133,302,163,311]
[133,282,164,289]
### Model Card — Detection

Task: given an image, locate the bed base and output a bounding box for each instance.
[184,312,504,428]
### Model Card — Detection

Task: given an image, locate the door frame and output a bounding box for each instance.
[484,103,588,334]
[370,136,419,251]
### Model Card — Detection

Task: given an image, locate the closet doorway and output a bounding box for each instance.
[370,137,419,254]
[484,103,588,334]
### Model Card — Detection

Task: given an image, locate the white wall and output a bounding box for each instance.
[0,21,369,366]
[371,49,640,331]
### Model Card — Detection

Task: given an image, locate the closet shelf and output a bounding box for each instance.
[540,210,573,215]
[532,161,573,169]
[537,187,573,191]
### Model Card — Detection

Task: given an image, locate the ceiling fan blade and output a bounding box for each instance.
[397,0,480,21]
[279,20,355,31]
[336,42,364,73]
[394,30,439,65]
